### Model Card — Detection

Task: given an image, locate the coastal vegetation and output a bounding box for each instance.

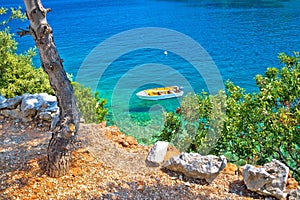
[156,52,300,181]
[0,7,53,98]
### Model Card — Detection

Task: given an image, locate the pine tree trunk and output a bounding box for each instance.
[21,0,80,177]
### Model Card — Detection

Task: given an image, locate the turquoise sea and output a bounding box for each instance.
[1,0,300,137]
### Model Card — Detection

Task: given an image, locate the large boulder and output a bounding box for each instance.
[242,159,289,199]
[21,94,41,118]
[163,153,227,183]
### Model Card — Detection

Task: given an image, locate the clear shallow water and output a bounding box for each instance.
[1,0,300,132]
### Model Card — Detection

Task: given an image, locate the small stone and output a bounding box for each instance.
[39,111,52,121]
[179,174,183,180]
[286,177,299,189]
[222,163,238,175]
[125,136,138,145]
[99,121,106,128]
[80,118,85,123]
[122,183,131,190]
[287,189,300,200]
[184,182,190,187]
[122,141,129,147]
[137,185,144,191]
[111,194,118,200]
[116,138,124,145]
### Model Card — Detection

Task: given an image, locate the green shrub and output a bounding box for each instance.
[155,111,181,142]
[72,81,108,123]
[0,7,53,98]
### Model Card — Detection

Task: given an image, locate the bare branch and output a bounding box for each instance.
[45,8,51,13]
[287,145,298,164]
[17,28,31,37]
[274,145,300,178]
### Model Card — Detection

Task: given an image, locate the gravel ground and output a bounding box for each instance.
[0,118,281,200]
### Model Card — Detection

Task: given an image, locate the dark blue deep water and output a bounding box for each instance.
[1,0,300,129]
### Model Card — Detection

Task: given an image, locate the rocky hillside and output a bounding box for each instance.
[0,116,299,200]
[0,93,299,199]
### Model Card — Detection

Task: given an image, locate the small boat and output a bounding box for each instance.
[136,86,184,100]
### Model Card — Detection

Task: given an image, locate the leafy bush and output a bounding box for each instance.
[218,52,300,181]
[157,91,226,153]
[0,8,53,97]
[156,52,300,181]
[72,81,107,123]
[155,112,181,142]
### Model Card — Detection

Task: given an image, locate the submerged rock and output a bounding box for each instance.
[163,153,227,183]
[242,159,289,199]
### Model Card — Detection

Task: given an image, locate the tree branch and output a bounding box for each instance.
[287,145,298,164]
[17,28,31,37]
[275,145,299,178]
[45,8,51,13]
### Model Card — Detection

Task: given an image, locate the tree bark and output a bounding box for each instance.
[20,0,80,177]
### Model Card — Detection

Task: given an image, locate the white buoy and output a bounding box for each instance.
[164,50,168,56]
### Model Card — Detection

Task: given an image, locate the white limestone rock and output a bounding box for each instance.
[163,153,227,183]
[0,109,23,119]
[146,141,169,167]
[21,93,58,120]
[242,159,289,199]
[0,95,23,110]
[0,95,6,104]
[287,189,300,200]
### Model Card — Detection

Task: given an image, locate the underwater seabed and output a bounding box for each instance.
[105,96,182,144]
